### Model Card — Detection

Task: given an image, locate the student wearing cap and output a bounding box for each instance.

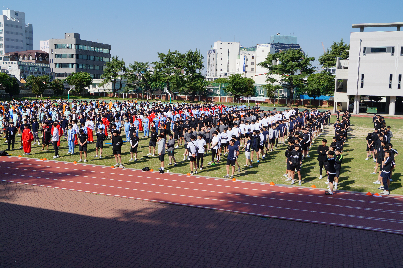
[6,121,17,151]
[22,124,34,155]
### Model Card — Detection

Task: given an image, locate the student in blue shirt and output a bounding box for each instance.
[143,117,149,137]
[225,139,239,179]
[124,119,130,142]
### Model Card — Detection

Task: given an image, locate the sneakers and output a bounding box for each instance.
[175,145,178,149]
[119,165,124,168]
[325,181,329,184]
[371,172,376,174]
[78,159,82,162]
[334,185,337,191]
[283,174,288,178]
[373,180,381,184]
[238,167,241,172]
[152,154,155,157]
[382,190,390,195]
[325,191,333,195]
[53,156,57,159]
[200,167,203,171]
[378,186,384,190]
[257,160,260,163]
[174,163,177,166]
[130,158,133,161]
[306,155,310,158]
[319,175,323,180]
[194,170,198,174]
[291,180,295,185]
[114,163,119,167]
[248,165,253,168]
[224,174,230,178]
[285,178,292,182]
[298,181,302,186]
[365,157,369,160]
[99,156,102,159]
[147,153,151,156]
[95,155,98,158]
[84,159,87,163]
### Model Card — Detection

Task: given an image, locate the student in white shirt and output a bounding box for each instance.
[196,134,206,170]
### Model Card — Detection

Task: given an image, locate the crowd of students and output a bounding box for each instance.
[366,115,398,195]
[5,99,386,196]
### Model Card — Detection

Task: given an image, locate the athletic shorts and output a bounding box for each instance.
[328,173,335,183]
[221,143,228,149]
[302,145,308,151]
[189,156,196,162]
[377,157,383,164]
[287,162,291,171]
[366,145,373,151]
[168,150,175,156]
[259,145,264,150]
[159,154,165,162]
[130,147,138,153]
[290,165,301,172]
[253,147,259,152]
[96,142,103,149]
[335,168,341,178]
[149,141,156,147]
[113,149,121,155]
[240,134,245,139]
[270,138,276,144]
[245,151,251,160]
[227,159,236,166]
[79,145,87,152]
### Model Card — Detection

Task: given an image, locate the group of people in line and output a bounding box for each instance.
[1,99,396,195]
[365,115,397,195]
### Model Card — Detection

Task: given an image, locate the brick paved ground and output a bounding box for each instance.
[1,182,403,268]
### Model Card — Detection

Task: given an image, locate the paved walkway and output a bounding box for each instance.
[2,156,403,235]
[2,181,403,267]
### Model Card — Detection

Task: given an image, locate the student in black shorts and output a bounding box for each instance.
[111,130,124,168]
[95,127,106,159]
[130,131,139,161]
[78,129,88,163]
[148,127,157,157]
[325,151,336,195]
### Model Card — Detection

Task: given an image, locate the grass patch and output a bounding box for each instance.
[1,115,401,194]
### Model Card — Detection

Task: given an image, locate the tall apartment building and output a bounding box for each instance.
[347,23,403,115]
[0,9,33,56]
[46,33,111,79]
[206,35,301,85]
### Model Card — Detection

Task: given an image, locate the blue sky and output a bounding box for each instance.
[3,0,403,69]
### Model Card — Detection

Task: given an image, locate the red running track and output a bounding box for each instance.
[2,156,403,235]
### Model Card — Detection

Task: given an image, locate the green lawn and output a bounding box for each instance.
[2,115,402,194]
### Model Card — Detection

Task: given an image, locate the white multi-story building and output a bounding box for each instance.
[206,35,300,88]
[0,9,33,56]
[347,22,403,115]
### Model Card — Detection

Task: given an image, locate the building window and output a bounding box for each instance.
[363,46,394,56]
[251,68,254,71]
[55,44,73,49]
[401,47,403,56]
[360,74,364,88]
[252,56,254,59]
[398,74,402,89]
[389,74,393,89]
[251,62,254,65]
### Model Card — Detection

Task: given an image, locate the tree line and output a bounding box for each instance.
[1,39,349,100]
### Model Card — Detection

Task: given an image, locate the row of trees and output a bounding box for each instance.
[101,49,207,97]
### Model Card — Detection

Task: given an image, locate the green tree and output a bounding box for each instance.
[262,83,282,98]
[305,71,335,100]
[26,75,50,96]
[125,61,152,93]
[181,49,206,96]
[319,39,350,68]
[101,56,125,94]
[259,49,315,101]
[223,74,255,100]
[66,72,92,95]
[50,78,66,96]
[0,73,20,98]
[152,50,184,94]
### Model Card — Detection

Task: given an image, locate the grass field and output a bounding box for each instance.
[1,115,402,194]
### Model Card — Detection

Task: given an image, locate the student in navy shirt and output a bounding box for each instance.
[225,139,239,179]
[32,118,40,145]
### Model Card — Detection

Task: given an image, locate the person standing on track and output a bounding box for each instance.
[325,151,336,195]
[78,128,88,163]
[95,127,106,159]
[111,130,124,168]
[196,134,206,171]
[51,122,60,159]
[225,139,239,179]
[157,134,166,172]
[187,135,197,175]
[129,131,139,161]
[167,133,177,166]
[67,124,76,155]
[22,124,33,155]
